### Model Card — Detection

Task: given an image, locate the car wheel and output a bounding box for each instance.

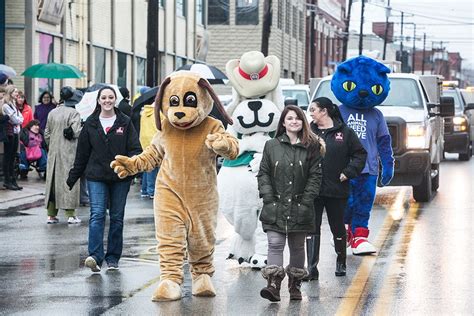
[413,168,432,202]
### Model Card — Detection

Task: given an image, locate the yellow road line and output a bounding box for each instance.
[373,203,419,315]
[335,188,409,316]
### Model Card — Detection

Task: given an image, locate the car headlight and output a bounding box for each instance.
[453,116,468,132]
[406,123,426,149]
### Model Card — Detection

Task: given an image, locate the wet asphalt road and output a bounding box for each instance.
[0,154,472,315]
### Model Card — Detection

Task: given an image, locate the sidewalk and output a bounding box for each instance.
[0,176,46,212]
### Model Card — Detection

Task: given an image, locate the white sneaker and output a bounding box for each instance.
[68,216,82,224]
[85,256,101,273]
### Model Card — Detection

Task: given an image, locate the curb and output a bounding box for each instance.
[0,194,45,213]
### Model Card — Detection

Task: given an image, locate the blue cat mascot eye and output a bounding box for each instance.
[330,56,394,255]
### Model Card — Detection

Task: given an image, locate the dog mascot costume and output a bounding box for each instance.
[331,56,394,255]
[217,51,284,269]
[111,72,239,301]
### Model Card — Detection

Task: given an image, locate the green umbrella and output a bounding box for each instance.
[22,63,85,79]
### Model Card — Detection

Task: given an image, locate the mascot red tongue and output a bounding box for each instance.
[331,56,394,255]
[218,51,284,268]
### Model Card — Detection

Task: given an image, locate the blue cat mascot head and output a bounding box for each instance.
[331,56,391,109]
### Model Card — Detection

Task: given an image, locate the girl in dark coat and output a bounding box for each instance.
[257,105,324,302]
[305,97,367,280]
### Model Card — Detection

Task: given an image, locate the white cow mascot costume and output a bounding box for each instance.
[218,51,284,269]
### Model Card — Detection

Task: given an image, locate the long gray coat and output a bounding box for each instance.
[44,106,82,209]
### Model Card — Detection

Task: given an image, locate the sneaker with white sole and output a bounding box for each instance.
[85,256,101,273]
[67,216,82,224]
[107,262,119,271]
[47,216,59,224]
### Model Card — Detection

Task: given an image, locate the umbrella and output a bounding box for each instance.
[22,63,85,79]
[175,64,227,84]
[132,86,159,112]
[0,64,16,77]
[75,84,123,120]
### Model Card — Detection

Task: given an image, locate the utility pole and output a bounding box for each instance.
[261,0,272,56]
[399,12,404,66]
[412,24,416,73]
[422,32,426,74]
[342,0,353,61]
[358,0,365,55]
[309,2,316,77]
[146,0,159,87]
[382,0,391,60]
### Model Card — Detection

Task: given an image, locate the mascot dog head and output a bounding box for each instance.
[154,71,233,130]
[331,56,391,110]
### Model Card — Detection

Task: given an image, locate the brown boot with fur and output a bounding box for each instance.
[260,265,285,302]
[286,266,308,300]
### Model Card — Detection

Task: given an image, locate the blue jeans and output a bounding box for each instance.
[87,180,131,266]
[141,168,158,196]
[19,148,47,172]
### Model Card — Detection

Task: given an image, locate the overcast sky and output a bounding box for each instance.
[349,0,474,69]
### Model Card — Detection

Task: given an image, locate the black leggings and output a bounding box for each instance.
[313,196,347,239]
[2,134,18,182]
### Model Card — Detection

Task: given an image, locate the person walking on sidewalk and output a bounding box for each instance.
[257,105,324,302]
[44,87,83,224]
[305,97,367,280]
[2,85,23,190]
[67,86,141,273]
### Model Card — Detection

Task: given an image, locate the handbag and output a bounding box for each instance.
[25,145,42,161]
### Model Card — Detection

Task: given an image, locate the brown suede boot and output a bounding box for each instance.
[286,266,308,300]
[260,265,285,302]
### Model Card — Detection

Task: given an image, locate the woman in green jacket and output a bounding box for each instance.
[257,105,324,302]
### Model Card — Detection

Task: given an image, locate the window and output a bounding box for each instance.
[277,0,283,29]
[292,6,297,37]
[160,0,165,7]
[208,0,229,24]
[285,0,290,34]
[117,52,127,88]
[299,11,303,41]
[236,0,258,25]
[137,57,146,86]
[176,56,186,70]
[196,0,205,25]
[176,0,186,17]
[95,47,106,84]
[38,33,54,94]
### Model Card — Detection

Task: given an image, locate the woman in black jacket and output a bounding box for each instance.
[257,105,324,302]
[305,97,367,280]
[67,86,142,273]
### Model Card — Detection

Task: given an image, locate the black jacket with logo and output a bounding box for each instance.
[68,109,142,185]
[310,120,367,198]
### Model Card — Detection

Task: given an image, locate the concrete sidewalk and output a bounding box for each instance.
[0,176,46,212]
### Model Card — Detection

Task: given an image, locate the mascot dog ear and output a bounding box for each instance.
[198,78,234,126]
[154,76,171,131]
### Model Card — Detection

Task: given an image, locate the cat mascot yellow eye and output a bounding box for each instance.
[343,81,356,92]
[371,84,383,95]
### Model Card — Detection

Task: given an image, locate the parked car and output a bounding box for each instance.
[442,83,472,160]
[281,84,311,110]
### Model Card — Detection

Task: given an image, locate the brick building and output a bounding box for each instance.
[206,0,307,84]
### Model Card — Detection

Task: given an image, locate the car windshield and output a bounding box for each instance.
[442,89,463,113]
[313,78,424,108]
[282,88,309,108]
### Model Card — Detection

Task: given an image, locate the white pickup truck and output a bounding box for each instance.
[310,73,454,202]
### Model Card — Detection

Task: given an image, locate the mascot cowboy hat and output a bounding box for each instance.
[226,51,280,99]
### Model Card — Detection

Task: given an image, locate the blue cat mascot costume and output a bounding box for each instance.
[331,56,394,255]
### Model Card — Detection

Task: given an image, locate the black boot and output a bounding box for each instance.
[3,169,17,190]
[303,235,320,281]
[260,265,285,302]
[10,176,23,190]
[286,266,308,300]
[334,236,347,277]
